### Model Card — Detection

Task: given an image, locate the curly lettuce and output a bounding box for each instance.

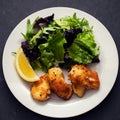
[21,13,100,72]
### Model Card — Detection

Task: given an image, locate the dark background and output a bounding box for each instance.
[0,0,120,120]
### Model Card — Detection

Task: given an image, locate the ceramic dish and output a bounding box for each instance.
[2,7,119,118]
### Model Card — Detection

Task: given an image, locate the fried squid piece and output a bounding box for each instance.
[48,67,72,100]
[72,85,85,97]
[31,74,51,101]
[68,65,100,97]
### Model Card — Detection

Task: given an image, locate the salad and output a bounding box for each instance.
[21,13,100,72]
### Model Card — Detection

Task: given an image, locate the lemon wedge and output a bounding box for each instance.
[15,47,39,82]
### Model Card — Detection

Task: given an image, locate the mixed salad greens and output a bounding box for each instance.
[21,13,100,72]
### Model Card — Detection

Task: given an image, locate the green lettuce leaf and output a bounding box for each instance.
[68,32,100,64]
[22,19,35,40]
[68,42,94,64]
[48,30,66,62]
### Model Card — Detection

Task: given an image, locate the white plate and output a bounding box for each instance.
[2,7,119,118]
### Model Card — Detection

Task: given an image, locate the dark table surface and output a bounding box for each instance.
[0,0,120,120]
